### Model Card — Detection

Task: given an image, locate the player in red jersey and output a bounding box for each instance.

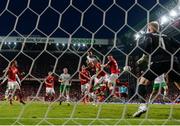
[1,61,25,105]
[45,72,55,101]
[89,61,108,104]
[79,65,91,103]
[90,61,108,90]
[103,55,120,94]
[104,55,120,83]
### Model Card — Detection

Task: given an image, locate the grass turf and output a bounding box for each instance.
[0,101,179,125]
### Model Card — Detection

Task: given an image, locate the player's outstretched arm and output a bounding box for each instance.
[0,76,8,86]
[79,72,91,80]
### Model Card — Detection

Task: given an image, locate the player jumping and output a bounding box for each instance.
[86,51,101,70]
[1,61,25,105]
[103,55,120,94]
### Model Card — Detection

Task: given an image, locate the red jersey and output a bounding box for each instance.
[95,63,106,78]
[8,66,18,82]
[79,69,90,85]
[107,59,120,74]
[45,75,54,88]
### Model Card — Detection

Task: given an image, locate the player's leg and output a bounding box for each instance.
[92,77,103,104]
[81,84,86,103]
[170,61,180,90]
[84,84,90,103]
[50,88,55,101]
[133,76,150,117]
[16,89,25,104]
[8,82,16,105]
[162,82,168,100]
[45,88,49,101]
[66,85,70,106]
[108,74,118,95]
[59,84,63,97]
[148,85,159,103]
[4,88,9,100]
[133,61,170,117]
[82,84,90,104]
[59,84,64,105]
[15,82,25,104]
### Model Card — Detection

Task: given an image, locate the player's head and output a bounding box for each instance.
[107,55,113,60]
[147,21,159,33]
[63,68,68,73]
[48,71,52,76]
[11,60,18,67]
[81,65,86,70]
[87,51,93,56]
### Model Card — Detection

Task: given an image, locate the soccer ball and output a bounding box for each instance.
[123,66,131,72]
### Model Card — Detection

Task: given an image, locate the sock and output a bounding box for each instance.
[66,95,70,102]
[17,90,23,101]
[138,84,147,103]
[164,90,167,96]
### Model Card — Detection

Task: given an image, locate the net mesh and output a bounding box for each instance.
[0,0,180,125]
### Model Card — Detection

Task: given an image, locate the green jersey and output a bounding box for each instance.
[59,73,71,85]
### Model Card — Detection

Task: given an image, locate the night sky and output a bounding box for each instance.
[0,0,172,38]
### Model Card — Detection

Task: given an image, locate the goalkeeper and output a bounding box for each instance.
[133,21,180,117]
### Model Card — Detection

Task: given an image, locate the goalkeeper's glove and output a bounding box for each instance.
[137,54,148,65]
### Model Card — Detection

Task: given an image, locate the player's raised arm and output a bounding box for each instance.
[79,71,91,81]
[0,76,8,85]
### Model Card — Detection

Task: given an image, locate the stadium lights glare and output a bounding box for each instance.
[78,43,81,47]
[169,10,178,17]
[56,43,59,46]
[135,33,140,40]
[62,43,65,46]
[14,42,16,45]
[73,43,76,46]
[8,42,11,45]
[82,43,86,47]
[160,16,169,25]
[4,42,7,45]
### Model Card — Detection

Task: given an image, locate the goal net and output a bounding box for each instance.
[0,0,180,125]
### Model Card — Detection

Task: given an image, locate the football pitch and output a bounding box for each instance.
[0,101,179,125]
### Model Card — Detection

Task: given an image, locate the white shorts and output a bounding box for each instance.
[8,81,20,90]
[108,73,119,84]
[94,74,109,85]
[94,77,103,85]
[46,87,55,95]
[81,83,89,94]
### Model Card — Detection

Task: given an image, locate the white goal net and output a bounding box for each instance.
[0,0,180,125]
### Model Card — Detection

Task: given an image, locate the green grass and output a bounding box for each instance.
[0,101,180,125]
